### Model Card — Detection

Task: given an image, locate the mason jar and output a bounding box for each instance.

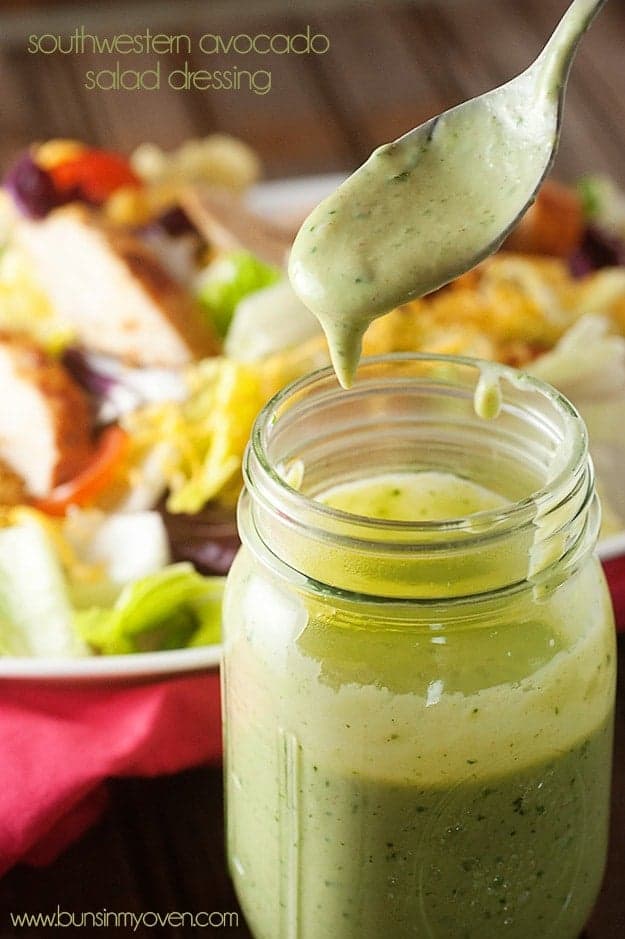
[222,354,615,939]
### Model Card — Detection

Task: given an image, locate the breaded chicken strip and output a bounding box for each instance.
[0,333,93,496]
[16,205,219,367]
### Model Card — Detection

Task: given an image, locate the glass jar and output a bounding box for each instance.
[222,354,615,939]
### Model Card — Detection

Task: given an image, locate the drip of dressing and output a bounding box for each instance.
[473,366,584,589]
[473,366,503,421]
[279,458,305,491]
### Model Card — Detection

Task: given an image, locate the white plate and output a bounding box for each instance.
[0,644,221,682]
[247,172,346,220]
[1,172,623,681]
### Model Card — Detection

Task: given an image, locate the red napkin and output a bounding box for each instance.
[603,556,625,633]
[0,672,222,875]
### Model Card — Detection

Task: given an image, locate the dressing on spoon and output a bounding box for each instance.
[288,0,607,388]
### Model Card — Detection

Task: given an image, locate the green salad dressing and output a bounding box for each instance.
[288,83,556,387]
[288,0,605,387]
[225,471,615,939]
[323,470,505,521]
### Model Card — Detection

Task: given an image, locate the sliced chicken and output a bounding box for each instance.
[0,333,93,497]
[0,457,26,506]
[15,205,219,367]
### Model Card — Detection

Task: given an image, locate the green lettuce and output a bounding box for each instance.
[76,563,224,655]
[577,175,625,237]
[196,250,281,337]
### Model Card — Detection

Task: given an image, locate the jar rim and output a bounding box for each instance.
[248,352,588,538]
[242,352,597,600]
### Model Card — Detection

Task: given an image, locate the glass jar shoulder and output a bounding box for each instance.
[224,546,614,688]
[223,547,615,785]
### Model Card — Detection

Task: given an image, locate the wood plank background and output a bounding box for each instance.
[0,0,623,183]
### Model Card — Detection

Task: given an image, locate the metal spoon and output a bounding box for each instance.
[289,0,607,387]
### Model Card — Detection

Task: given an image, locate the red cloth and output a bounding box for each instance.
[0,672,222,875]
[604,556,625,633]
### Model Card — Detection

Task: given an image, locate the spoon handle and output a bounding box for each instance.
[533,0,608,96]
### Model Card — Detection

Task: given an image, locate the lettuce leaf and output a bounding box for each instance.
[577,175,625,238]
[528,315,625,534]
[196,250,281,337]
[76,563,224,655]
[225,280,323,362]
[0,516,88,658]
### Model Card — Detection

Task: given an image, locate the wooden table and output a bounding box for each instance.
[1,0,624,935]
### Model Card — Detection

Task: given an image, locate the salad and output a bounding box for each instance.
[0,136,624,658]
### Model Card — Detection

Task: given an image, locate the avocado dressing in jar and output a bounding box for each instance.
[223,355,615,939]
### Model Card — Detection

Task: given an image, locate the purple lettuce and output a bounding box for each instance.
[62,347,117,397]
[155,206,196,237]
[159,501,240,576]
[3,152,61,219]
[569,225,625,278]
